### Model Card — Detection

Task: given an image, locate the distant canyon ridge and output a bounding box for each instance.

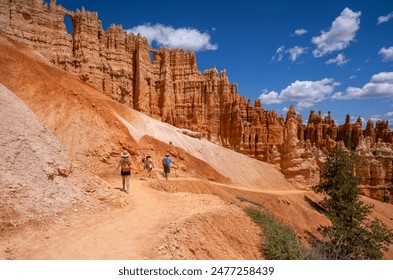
[1,0,392,202]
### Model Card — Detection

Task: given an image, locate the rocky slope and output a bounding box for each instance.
[0,83,119,235]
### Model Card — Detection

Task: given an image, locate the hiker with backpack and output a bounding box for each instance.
[143,154,154,178]
[115,150,132,193]
[162,153,175,180]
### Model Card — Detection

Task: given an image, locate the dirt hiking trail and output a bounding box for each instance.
[0,176,264,260]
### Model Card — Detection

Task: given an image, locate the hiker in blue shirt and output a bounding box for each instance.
[162,154,174,180]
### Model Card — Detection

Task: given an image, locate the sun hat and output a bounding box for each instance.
[121,150,130,158]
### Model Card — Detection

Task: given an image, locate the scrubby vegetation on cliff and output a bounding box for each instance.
[246,207,311,260]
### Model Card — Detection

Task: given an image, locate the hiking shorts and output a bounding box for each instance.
[121,170,131,176]
[164,165,170,173]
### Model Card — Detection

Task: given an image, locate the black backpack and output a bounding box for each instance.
[162,157,169,167]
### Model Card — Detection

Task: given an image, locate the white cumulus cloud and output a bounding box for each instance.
[286,46,307,62]
[292,28,308,36]
[370,115,382,123]
[332,72,393,100]
[281,107,290,113]
[325,53,349,65]
[126,23,218,51]
[259,90,282,104]
[312,8,361,57]
[385,112,393,117]
[377,11,393,25]
[259,78,339,110]
[379,47,393,62]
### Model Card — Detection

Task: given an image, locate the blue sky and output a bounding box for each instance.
[52,0,393,127]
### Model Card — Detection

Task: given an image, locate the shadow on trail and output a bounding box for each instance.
[114,187,127,193]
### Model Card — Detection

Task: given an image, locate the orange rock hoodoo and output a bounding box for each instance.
[1,0,392,201]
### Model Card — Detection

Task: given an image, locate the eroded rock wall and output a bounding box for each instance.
[0,0,242,139]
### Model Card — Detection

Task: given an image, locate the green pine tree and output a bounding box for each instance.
[313,146,393,259]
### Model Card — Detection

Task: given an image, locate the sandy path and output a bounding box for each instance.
[1,177,230,260]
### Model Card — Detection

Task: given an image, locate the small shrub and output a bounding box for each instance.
[118,95,126,104]
[246,207,312,260]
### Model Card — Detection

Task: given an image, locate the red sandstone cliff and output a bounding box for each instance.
[1,0,392,202]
